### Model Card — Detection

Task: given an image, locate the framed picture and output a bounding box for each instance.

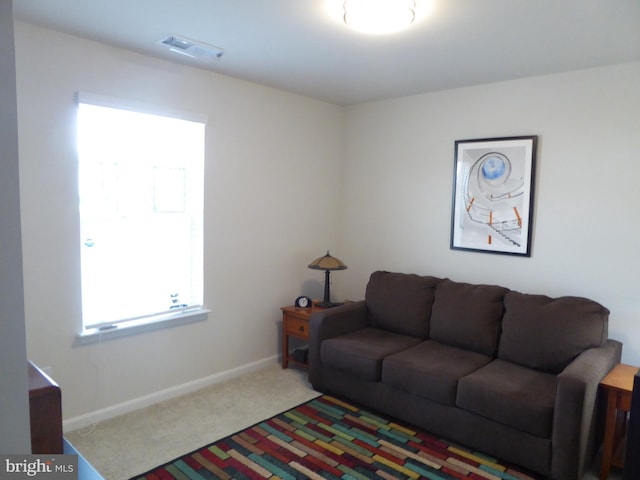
[450,136,537,256]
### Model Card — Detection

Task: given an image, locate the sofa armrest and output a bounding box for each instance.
[308,300,368,390]
[552,339,622,480]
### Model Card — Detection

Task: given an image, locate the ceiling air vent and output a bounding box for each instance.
[159,35,224,61]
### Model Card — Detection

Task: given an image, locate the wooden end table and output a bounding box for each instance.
[600,363,639,480]
[281,302,324,369]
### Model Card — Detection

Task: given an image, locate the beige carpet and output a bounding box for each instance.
[65,364,318,479]
[65,362,619,480]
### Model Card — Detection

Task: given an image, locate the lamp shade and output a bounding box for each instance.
[308,251,347,271]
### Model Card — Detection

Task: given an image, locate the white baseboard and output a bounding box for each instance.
[63,354,279,432]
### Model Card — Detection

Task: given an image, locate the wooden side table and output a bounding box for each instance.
[600,363,639,480]
[281,302,323,369]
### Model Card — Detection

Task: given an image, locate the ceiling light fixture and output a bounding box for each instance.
[343,0,416,35]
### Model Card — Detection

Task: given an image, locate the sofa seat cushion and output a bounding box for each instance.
[321,328,422,381]
[381,340,492,405]
[457,359,556,438]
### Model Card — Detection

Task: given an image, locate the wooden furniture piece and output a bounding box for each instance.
[28,361,63,454]
[281,302,323,369]
[600,363,639,480]
[623,370,640,480]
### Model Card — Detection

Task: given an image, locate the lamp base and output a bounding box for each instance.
[315,301,344,309]
[317,269,342,309]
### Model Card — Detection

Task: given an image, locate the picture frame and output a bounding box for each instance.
[450,136,537,256]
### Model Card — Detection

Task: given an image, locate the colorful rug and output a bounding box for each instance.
[132,395,542,480]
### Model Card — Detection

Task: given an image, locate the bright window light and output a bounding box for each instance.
[77,94,205,331]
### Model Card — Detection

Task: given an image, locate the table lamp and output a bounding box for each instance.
[308,251,347,308]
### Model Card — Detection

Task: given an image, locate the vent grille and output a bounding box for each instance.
[159,35,224,60]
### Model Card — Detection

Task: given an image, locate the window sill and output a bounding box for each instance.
[75,308,210,345]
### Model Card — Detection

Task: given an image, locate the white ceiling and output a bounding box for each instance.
[12,0,640,105]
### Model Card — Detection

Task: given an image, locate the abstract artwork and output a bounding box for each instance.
[451,136,537,256]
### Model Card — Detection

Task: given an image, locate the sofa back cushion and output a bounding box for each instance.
[365,271,439,338]
[429,279,509,356]
[498,291,609,374]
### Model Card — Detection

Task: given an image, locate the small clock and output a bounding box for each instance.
[295,295,312,308]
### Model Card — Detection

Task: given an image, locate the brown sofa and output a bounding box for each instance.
[308,271,622,480]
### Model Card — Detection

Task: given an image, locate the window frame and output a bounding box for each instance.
[75,92,209,343]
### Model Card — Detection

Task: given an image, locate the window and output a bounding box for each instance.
[76,92,206,336]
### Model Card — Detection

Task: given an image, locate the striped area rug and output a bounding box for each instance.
[132,395,542,480]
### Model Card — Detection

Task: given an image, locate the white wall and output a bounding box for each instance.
[339,62,640,365]
[15,21,344,425]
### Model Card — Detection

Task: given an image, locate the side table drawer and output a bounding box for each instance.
[286,317,309,338]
